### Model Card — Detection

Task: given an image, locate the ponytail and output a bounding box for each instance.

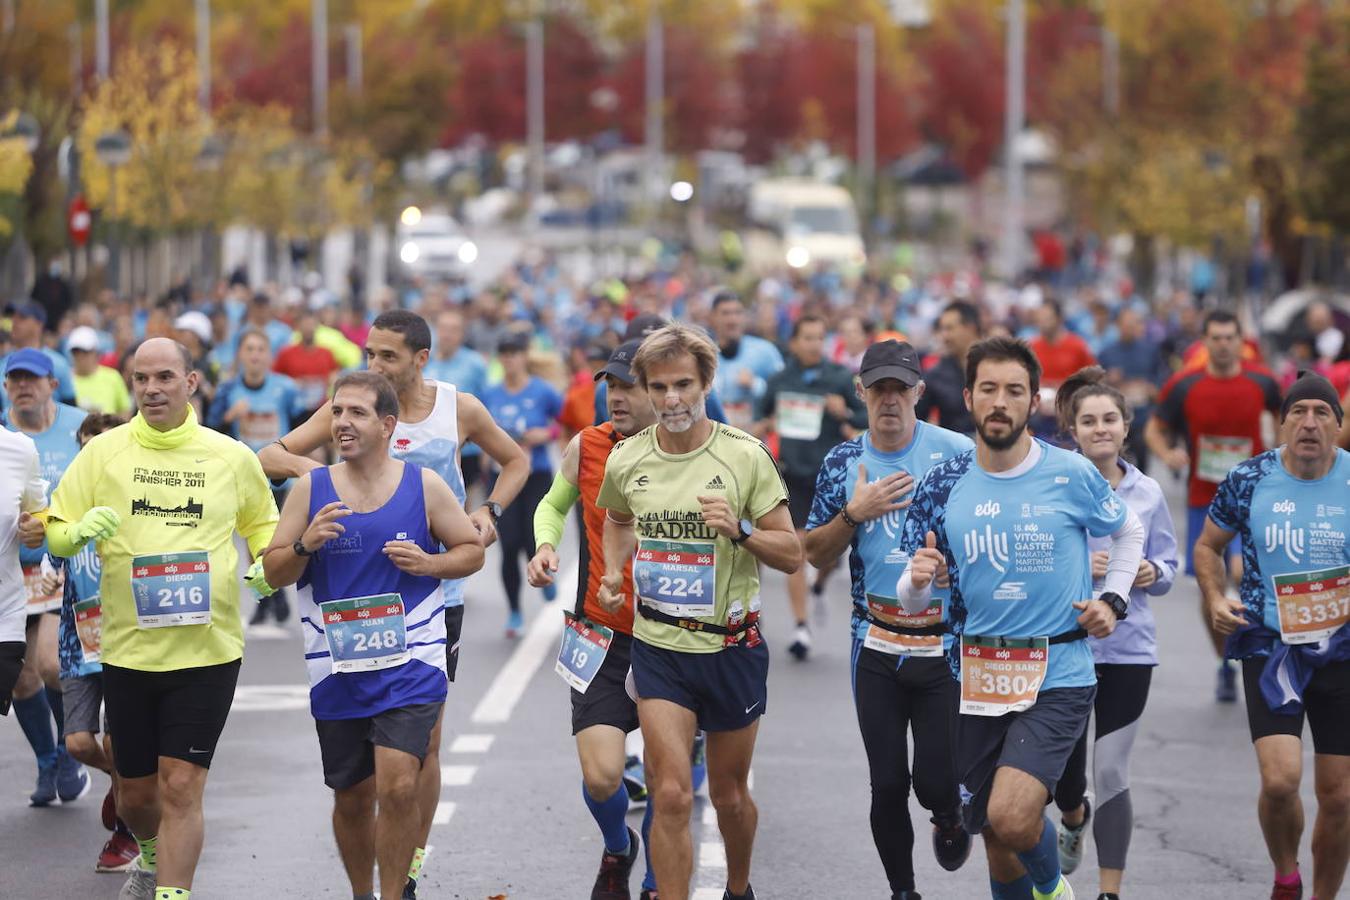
[1056,365,1131,433]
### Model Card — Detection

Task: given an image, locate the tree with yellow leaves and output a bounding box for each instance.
[0,111,35,239]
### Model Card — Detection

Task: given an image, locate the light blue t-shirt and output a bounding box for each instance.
[5,402,86,568]
[0,349,77,408]
[57,543,103,679]
[713,334,783,428]
[900,440,1128,691]
[424,348,488,457]
[1208,448,1350,638]
[207,373,307,452]
[807,423,974,648]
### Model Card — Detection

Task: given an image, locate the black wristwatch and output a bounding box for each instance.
[292,539,313,557]
[1099,591,1129,621]
[483,500,503,523]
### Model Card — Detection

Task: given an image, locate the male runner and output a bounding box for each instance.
[1146,309,1281,701]
[805,340,974,899]
[4,347,91,806]
[597,324,801,900]
[2,425,48,718]
[264,371,484,900]
[258,309,527,897]
[45,337,280,900]
[897,337,1144,900]
[528,339,659,899]
[756,315,865,661]
[709,292,784,431]
[1198,372,1350,900]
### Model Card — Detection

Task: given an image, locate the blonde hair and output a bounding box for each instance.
[632,324,719,390]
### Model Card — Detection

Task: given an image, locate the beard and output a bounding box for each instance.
[977,412,1028,451]
[661,395,708,434]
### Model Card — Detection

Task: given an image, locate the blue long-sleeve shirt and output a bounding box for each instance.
[1087,458,1179,665]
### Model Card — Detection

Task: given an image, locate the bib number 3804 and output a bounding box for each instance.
[959,635,1048,717]
[555,611,613,694]
[321,593,408,674]
[130,551,212,628]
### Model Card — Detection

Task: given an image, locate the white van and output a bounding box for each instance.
[745,179,866,273]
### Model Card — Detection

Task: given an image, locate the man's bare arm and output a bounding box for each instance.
[258,404,334,480]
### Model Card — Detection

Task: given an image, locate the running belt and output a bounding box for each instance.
[636,602,759,637]
[863,614,1086,646]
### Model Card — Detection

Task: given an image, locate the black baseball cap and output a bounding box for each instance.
[595,339,643,385]
[859,339,923,388]
[498,331,530,354]
[624,314,667,341]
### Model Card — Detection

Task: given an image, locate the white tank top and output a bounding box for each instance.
[390,381,468,607]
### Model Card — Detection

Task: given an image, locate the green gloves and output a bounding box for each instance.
[245,558,276,598]
[72,507,121,546]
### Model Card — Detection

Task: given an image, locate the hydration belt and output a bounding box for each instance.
[637,601,760,636]
[962,628,1088,646]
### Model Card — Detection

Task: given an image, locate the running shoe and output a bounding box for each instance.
[639,891,659,900]
[96,829,139,873]
[787,624,812,661]
[101,786,117,831]
[623,755,648,806]
[29,764,57,807]
[931,815,972,871]
[1216,662,1238,703]
[1096,894,1120,900]
[506,610,524,638]
[117,859,157,899]
[893,893,923,900]
[1057,796,1091,875]
[591,826,640,898]
[722,886,755,900]
[56,752,91,803]
[403,875,418,899]
[542,581,558,602]
[272,591,291,624]
[691,731,708,793]
[248,598,270,626]
[1270,876,1303,899]
[1031,877,1074,900]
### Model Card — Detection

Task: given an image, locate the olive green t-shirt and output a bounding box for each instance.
[596,422,788,653]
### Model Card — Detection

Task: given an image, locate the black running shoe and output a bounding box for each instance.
[592,826,640,899]
[893,893,923,900]
[402,875,417,899]
[723,886,755,900]
[932,815,972,871]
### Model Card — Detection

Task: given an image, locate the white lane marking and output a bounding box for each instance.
[701,804,716,825]
[698,842,726,869]
[433,801,456,825]
[230,685,310,712]
[448,733,495,754]
[692,890,723,900]
[243,623,291,641]
[470,565,576,724]
[442,765,476,787]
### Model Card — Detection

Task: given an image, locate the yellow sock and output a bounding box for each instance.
[408,846,427,880]
[155,890,190,900]
[136,835,158,871]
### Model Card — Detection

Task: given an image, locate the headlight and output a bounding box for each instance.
[400,241,420,264]
[786,246,811,269]
[458,241,479,264]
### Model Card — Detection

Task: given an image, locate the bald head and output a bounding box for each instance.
[135,337,195,374]
[132,337,199,430]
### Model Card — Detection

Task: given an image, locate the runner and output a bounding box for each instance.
[258,309,528,898]
[54,412,141,873]
[594,315,728,427]
[262,371,484,900]
[481,330,564,636]
[423,307,488,499]
[2,424,48,721]
[1051,368,1179,900]
[896,336,1145,900]
[916,301,982,437]
[527,339,660,899]
[756,315,865,661]
[44,337,280,900]
[1197,372,1350,900]
[709,291,784,432]
[596,324,801,900]
[1145,309,1281,702]
[4,347,91,807]
[804,339,975,898]
[272,307,341,418]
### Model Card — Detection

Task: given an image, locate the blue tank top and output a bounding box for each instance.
[299,462,448,720]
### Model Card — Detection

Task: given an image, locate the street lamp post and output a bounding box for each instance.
[95,129,131,297]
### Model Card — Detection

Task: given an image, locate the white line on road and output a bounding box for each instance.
[692,890,723,900]
[441,765,476,787]
[702,803,716,825]
[433,801,456,825]
[230,685,311,712]
[698,842,727,869]
[448,733,495,754]
[469,565,576,725]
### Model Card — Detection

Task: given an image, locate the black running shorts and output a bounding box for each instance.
[444,605,465,682]
[1242,656,1350,756]
[571,629,639,735]
[103,660,241,778]
[0,640,24,716]
[315,701,443,790]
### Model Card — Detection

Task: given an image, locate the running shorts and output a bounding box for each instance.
[315,701,443,790]
[103,659,241,778]
[571,629,639,735]
[1242,657,1350,756]
[631,637,769,733]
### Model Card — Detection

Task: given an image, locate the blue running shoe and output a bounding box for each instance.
[542,581,558,602]
[506,610,525,638]
[30,764,57,807]
[56,751,91,803]
[623,754,648,806]
[691,731,708,792]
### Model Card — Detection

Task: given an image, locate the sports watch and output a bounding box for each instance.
[483,500,504,523]
[1099,591,1129,621]
[732,518,754,544]
[292,539,313,557]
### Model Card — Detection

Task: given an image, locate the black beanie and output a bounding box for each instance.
[1281,371,1344,425]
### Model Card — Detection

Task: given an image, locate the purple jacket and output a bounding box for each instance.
[1088,459,1179,665]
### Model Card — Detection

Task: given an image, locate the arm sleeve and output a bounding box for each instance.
[533,472,580,550]
[1075,460,1130,538]
[1102,508,1145,600]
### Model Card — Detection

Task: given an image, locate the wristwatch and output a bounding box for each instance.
[483,501,503,523]
[1099,591,1129,621]
[292,539,313,557]
[732,518,754,545]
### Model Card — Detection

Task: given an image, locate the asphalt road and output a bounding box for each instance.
[0,475,1331,899]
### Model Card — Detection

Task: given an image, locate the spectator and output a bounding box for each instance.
[67,326,130,416]
[709,290,784,431]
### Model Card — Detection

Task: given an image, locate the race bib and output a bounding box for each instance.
[130,551,211,628]
[22,564,61,615]
[959,635,1048,717]
[555,611,612,694]
[863,593,943,657]
[1196,435,1252,484]
[775,392,825,441]
[320,593,408,673]
[74,596,102,664]
[238,410,281,446]
[723,400,754,431]
[634,539,715,618]
[1274,565,1350,645]
[298,377,328,410]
